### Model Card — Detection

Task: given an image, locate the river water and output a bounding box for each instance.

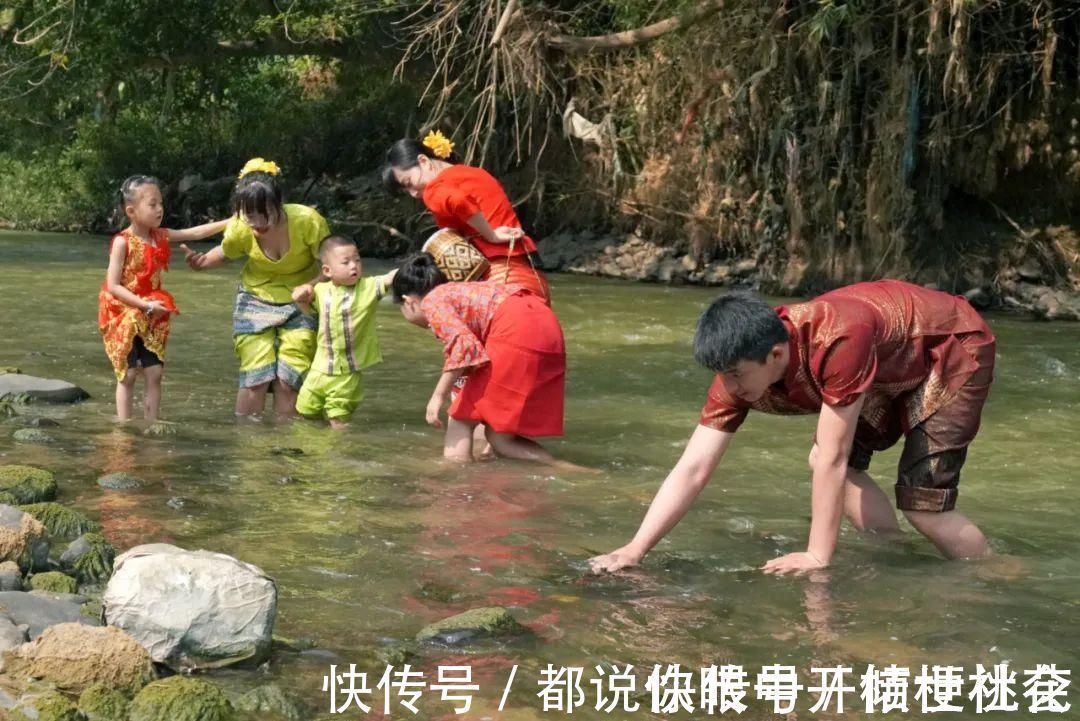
[1,231,1077,720]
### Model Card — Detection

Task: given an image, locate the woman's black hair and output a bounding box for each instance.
[381,138,458,193]
[232,171,285,221]
[391,252,448,302]
[112,174,162,230]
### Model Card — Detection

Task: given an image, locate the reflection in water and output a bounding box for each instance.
[94,426,168,549]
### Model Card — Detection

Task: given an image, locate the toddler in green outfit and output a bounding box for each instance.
[294,235,395,429]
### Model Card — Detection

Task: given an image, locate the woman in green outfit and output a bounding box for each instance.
[181,158,329,417]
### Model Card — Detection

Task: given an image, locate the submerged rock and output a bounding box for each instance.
[104,544,277,671]
[269,446,304,458]
[3,623,155,696]
[0,505,49,571]
[128,677,235,721]
[0,465,57,505]
[28,571,77,595]
[0,590,97,639]
[142,421,178,438]
[415,606,526,645]
[18,503,100,540]
[78,683,130,721]
[19,417,60,428]
[0,374,90,404]
[12,428,55,444]
[96,472,143,491]
[234,684,308,721]
[60,533,116,583]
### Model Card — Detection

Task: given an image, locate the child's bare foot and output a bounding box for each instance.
[474,443,497,461]
[329,419,349,430]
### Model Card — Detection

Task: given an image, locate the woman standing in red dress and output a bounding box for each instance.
[382,131,550,303]
[392,253,578,468]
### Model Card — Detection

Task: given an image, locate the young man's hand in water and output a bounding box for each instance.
[588,545,643,573]
[762,551,827,576]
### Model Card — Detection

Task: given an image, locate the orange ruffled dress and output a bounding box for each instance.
[97,227,177,379]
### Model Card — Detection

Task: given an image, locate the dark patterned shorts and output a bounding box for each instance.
[848,334,995,513]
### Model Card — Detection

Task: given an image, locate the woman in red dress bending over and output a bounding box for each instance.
[382,131,550,303]
[392,253,582,469]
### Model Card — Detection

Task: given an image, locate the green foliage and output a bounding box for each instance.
[0,1,414,231]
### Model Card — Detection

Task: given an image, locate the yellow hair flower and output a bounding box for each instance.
[238,158,281,179]
[422,130,454,160]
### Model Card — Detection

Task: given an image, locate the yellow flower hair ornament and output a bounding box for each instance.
[422,130,454,160]
[238,158,281,179]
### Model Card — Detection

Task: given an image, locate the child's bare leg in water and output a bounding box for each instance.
[485,430,592,472]
[116,369,138,421]
[443,417,476,463]
[142,364,163,421]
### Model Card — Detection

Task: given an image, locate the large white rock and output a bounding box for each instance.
[103,544,276,671]
[0,374,89,404]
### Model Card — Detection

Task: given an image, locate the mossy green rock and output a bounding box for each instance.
[415,606,526,645]
[129,677,235,721]
[18,503,100,539]
[234,684,307,721]
[96,472,143,491]
[78,683,130,721]
[142,421,178,437]
[0,465,58,504]
[28,571,77,594]
[61,533,116,583]
[13,428,55,444]
[13,690,82,721]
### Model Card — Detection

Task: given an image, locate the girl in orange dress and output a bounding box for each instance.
[382,132,551,303]
[392,253,580,468]
[98,175,228,421]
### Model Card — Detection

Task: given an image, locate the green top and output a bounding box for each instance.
[221,204,329,303]
[310,276,387,375]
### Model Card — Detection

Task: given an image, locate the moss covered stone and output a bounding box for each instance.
[18,503,100,539]
[13,690,82,721]
[78,683,130,721]
[12,428,55,444]
[129,677,235,721]
[234,684,307,721]
[61,533,116,583]
[142,421,178,437]
[415,606,526,645]
[96,472,143,491]
[28,571,77,594]
[0,465,58,504]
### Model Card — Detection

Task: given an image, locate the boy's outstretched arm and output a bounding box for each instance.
[588,424,734,573]
[763,395,863,575]
[166,218,230,243]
